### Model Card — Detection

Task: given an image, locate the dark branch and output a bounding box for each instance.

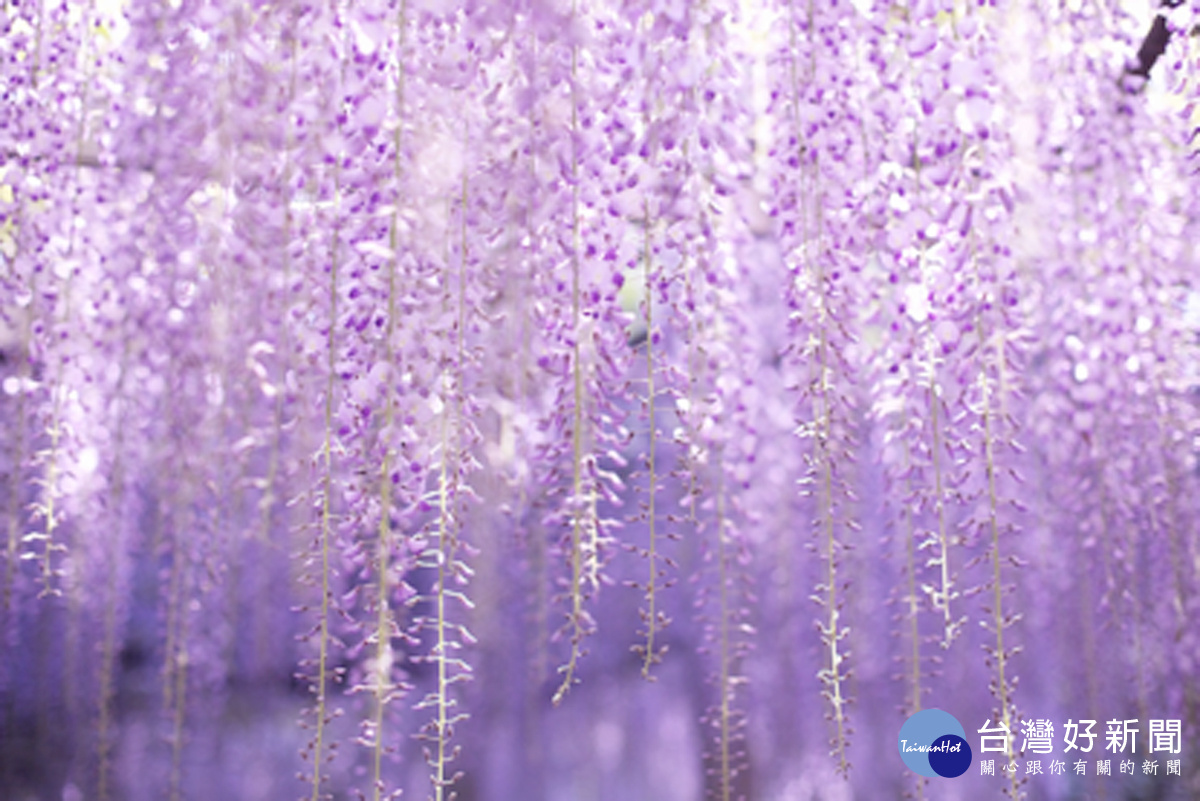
[1127,14,1171,80]
[1120,2,1197,94]
[1,150,154,174]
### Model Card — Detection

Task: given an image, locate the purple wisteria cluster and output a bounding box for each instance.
[1,1,1198,800]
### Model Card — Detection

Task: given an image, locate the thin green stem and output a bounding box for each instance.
[553,7,585,706]
[96,347,129,801]
[928,368,954,646]
[433,397,451,801]
[2,300,29,622]
[314,4,347,792]
[716,474,731,801]
[903,440,922,716]
[968,224,1018,796]
[368,1,405,795]
[641,197,659,679]
[980,331,1017,798]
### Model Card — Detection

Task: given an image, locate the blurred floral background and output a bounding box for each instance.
[1,0,1198,799]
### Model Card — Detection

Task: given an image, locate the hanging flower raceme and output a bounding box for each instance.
[0,3,1198,800]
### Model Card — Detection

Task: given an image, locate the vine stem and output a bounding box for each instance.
[2,291,30,623]
[981,325,1017,798]
[967,216,1019,796]
[641,195,659,679]
[433,378,451,801]
[314,0,348,794]
[96,341,130,801]
[366,2,407,798]
[554,0,585,705]
[716,471,731,801]
[816,173,847,777]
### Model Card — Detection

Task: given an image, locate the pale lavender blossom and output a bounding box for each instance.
[0,2,1198,800]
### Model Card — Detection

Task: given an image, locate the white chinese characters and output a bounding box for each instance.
[977,717,1184,779]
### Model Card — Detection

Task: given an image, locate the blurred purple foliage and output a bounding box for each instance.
[1,1,1199,800]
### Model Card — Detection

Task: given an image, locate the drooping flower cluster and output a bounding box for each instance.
[1,1,1198,800]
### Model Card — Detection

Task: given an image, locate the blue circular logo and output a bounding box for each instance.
[898,709,973,778]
